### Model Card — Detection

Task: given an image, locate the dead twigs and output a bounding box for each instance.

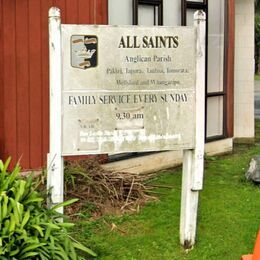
[64,159,159,217]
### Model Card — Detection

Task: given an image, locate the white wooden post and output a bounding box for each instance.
[47,7,64,214]
[180,11,206,248]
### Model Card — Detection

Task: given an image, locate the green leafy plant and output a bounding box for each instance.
[0,158,96,259]
[64,162,91,192]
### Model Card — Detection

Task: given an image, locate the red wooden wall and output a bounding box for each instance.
[0,0,108,169]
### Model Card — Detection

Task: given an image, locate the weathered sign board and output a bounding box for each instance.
[62,26,196,155]
[48,7,205,249]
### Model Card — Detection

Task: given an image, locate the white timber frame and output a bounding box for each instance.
[47,7,64,214]
[180,11,206,248]
[47,7,206,247]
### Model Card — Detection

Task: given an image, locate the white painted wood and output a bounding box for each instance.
[192,10,206,191]
[180,10,206,248]
[62,26,196,156]
[180,150,199,248]
[47,7,64,214]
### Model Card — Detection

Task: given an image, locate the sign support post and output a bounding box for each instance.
[180,11,206,248]
[47,7,64,214]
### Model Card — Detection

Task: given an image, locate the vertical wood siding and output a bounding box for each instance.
[3,0,17,165]
[16,0,30,167]
[0,0,108,169]
[0,0,4,159]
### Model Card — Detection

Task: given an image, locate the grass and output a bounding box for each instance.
[255,74,260,81]
[72,122,260,260]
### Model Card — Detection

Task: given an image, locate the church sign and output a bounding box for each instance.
[48,7,206,248]
[62,25,196,155]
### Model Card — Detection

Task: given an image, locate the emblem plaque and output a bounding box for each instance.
[71,35,97,69]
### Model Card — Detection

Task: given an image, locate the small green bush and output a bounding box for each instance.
[0,158,96,259]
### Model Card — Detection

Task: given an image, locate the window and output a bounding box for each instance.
[109,0,182,26]
[109,0,228,142]
[133,0,163,25]
[182,0,227,141]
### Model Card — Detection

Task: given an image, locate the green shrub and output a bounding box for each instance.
[0,158,96,259]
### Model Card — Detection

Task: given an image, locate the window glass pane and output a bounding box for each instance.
[186,9,195,26]
[108,0,132,25]
[206,96,224,137]
[138,5,154,26]
[207,0,225,93]
[164,0,181,26]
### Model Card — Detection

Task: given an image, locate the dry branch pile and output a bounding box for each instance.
[64,159,159,218]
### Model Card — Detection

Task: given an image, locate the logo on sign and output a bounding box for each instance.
[71,35,98,69]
